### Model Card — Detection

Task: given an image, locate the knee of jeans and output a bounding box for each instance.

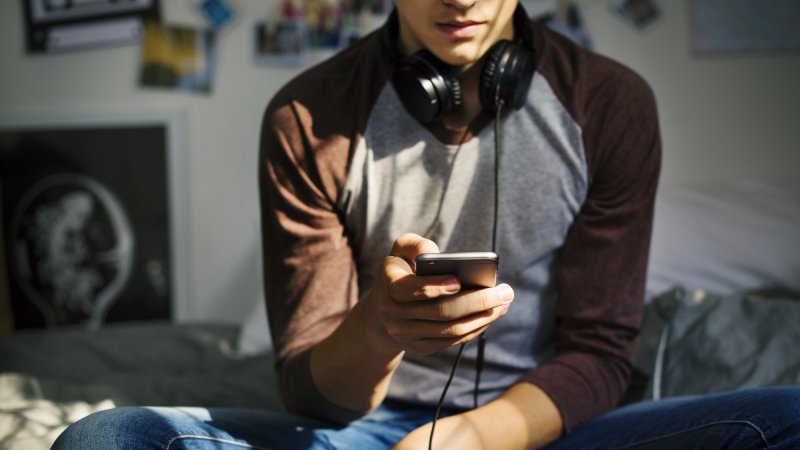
[744,386,800,446]
[52,407,152,450]
[753,386,800,417]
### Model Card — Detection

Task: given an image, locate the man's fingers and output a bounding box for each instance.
[381,290,512,354]
[383,256,460,301]
[402,304,509,339]
[393,284,514,319]
[390,233,440,270]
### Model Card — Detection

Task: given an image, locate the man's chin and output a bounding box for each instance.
[430,45,486,69]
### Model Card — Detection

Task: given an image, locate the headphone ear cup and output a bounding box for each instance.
[479,41,509,113]
[479,40,536,112]
[393,50,463,124]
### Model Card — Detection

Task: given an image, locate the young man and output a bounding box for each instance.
[259,0,654,444]
[54,0,800,447]
[257,0,800,447]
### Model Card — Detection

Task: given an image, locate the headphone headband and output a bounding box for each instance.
[386,4,537,123]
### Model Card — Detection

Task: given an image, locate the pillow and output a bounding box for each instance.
[646,180,800,299]
[236,290,272,356]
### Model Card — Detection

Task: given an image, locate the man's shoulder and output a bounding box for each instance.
[533,23,655,124]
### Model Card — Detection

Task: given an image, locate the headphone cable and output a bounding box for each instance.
[473,99,503,413]
[428,342,465,450]
[428,100,504,450]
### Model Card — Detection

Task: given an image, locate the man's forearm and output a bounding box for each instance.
[309,297,405,414]
[395,382,563,450]
[470,382,563,449]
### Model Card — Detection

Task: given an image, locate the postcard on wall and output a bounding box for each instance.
[138,22,216,94]
[255,0,390,64]
[254,18,310,66]
[199,0,236,31]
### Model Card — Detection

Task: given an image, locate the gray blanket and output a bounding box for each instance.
[628,287,800,402]
[3,288,798,449]
[0,322,282,450]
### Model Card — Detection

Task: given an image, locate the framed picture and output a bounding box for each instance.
[20,0,161,54]
[0,111,192,330]
[0,199,12,334]
[688,0,800,53]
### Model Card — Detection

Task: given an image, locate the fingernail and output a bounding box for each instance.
[500,284,514,304]
[443,277,460,293]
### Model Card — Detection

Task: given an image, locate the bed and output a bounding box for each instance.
[0,321,283,449]
[1,180,798,449]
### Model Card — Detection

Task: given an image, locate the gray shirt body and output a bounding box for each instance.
[339,75,588,409]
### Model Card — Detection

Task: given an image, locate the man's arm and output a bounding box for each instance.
[395,382,563,450]
[306,233,516,417]
[524,63,662,433]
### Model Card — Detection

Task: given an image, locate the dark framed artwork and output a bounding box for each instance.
[0,112,191,330]
[688,0,800,53]
[20,0,161,54]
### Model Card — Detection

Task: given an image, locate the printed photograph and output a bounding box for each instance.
[0,123,173,330]
[139,21,216,94]
[254,18,309,66]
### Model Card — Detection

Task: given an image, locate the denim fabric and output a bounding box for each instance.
[51,400,437,450]
[53,386,800,449]
[545,386,800,450]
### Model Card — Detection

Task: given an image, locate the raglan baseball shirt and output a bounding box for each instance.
[258,9,661,433]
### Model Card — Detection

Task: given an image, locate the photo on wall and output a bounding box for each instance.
[254,18,309,66]
[688,0,800,53]
[257,0,389,58]
[139,21,216,94]
[0,120,175,330]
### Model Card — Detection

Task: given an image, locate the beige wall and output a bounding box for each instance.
[573,0,800,186]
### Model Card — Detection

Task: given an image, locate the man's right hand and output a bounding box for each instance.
[309,233,514,414]
[364,233,515,355]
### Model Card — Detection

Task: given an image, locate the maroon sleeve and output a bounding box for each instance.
[257,33,391,422]
[524,33,662,432]
[259,93,363,420]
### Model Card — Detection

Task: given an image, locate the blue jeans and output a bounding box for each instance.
[53,386,800,449]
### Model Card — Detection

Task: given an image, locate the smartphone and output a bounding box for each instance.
[415,252,499,290]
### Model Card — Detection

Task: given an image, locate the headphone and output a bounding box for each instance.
[390,5,538,124]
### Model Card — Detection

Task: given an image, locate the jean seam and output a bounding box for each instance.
[164,434,274,450]
[609,420,770,450]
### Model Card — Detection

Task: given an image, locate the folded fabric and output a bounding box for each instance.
[627,286,800,403]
